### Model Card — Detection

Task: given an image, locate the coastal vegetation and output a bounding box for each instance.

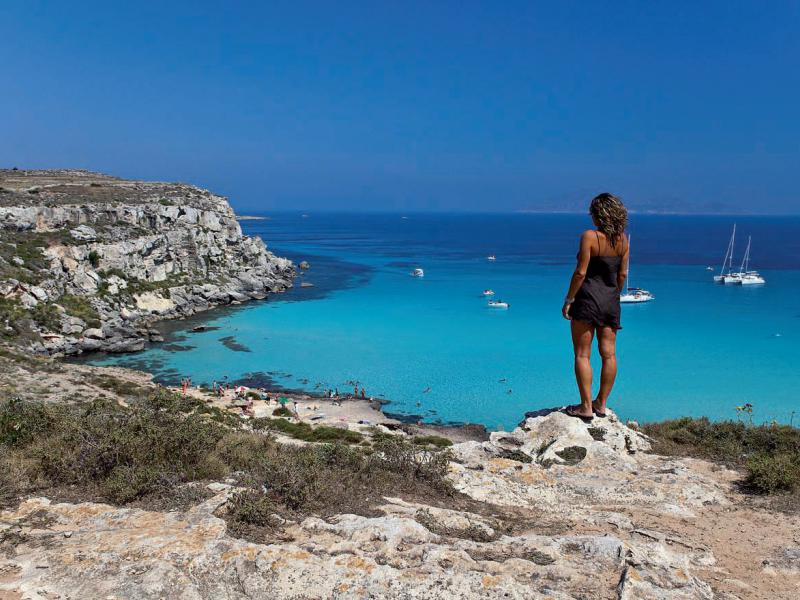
[644,417,800,500]
[0,386,455,542]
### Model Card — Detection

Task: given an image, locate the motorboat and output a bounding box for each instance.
[411,268,424,278]
[487,299,509,309]
[482,289,495,296]
[487,255,496,261]
[620,287,655,303]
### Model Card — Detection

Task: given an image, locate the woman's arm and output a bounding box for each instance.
[562,231,594,320]
[617,235,630,291]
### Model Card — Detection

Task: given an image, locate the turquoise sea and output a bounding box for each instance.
[86,214,800,430]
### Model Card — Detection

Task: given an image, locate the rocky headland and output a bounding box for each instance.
[0,169,293,356]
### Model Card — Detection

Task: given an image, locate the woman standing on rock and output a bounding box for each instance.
[561,193,629,421]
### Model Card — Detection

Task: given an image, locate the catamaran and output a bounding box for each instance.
[736,236,766,285]
[715,224,739,283]
[620,236,654,303]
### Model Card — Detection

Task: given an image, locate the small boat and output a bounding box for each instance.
[411,268,424,278]
[487,300,509,309]
[620,287,655,303]
[620,236,654,303]
[714,224,739,283]
[482,289,495,296]
[706,266,714,271]
[487,255,496,261]
[735,237,765,285]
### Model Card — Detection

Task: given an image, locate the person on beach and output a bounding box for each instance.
[562,193,629,421]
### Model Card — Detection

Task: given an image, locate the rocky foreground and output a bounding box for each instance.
[0,169,293,355]
[1,396,798,599]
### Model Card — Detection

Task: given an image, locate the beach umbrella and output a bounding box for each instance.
[278,397,289,405]
[234,386,248,393]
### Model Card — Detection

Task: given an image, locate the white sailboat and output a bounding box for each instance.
[715,224,740,283]
[736,236,766,285]
[620,236,654,303]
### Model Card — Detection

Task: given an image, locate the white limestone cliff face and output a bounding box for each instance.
[2,409,793,599]
[0,169,294,355]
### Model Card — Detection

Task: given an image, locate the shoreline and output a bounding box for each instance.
[170,380,490,443]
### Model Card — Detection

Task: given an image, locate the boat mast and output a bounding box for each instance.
[739,236,751,273]
[719,224,736,276]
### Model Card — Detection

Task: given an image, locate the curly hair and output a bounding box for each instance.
[589,193,628,248]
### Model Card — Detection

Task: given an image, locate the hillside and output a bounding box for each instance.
[0,169,293,355]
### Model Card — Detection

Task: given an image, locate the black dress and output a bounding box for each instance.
[569,244,622,330]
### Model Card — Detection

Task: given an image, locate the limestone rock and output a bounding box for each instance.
[0,169,295,356]
[69,224,97,241]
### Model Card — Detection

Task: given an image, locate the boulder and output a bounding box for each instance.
[82,328,105,340]
[69,224,97,242]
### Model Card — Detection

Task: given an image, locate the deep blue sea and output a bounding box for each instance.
[86,213,800,429]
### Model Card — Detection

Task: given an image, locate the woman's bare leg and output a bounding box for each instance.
[569,319,595,416]
[594,326,617,413]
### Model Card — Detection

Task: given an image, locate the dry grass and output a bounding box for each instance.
[0,388,457,540]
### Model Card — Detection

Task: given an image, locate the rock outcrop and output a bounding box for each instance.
[3,407,797,599]
[0,169,293,355]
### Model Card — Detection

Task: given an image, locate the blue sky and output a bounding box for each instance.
[2,1,798,213]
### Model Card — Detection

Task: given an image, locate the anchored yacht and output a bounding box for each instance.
[715,225,739,284]
[736,237,765,285]
[620,236,654,303]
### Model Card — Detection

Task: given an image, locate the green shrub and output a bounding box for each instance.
[412,435,453,448]
[88,250,100,268]
[746,453,800,493]
[159,198,174,206]
[57,294,101,328]
[31,302,61,331]
[643,417,800,466]
[272,406,292,417]
[252,418,363,444]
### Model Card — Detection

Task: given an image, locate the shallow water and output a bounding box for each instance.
[86,213,800,429]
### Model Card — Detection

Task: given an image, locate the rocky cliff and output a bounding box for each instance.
[0,169,293,355]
